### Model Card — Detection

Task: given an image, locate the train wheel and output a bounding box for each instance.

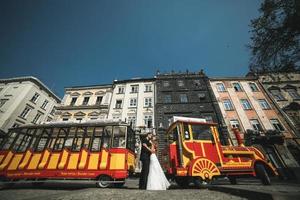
[96,175,112,188]
[190,158,220,181]
[175,177,190,188]
[255,163,271,185]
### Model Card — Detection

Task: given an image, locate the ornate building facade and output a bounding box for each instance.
[55,84,112,122]
[0,76,61,133]
[210,77,299,178]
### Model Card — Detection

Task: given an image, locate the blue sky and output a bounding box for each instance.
[0,0,261,97]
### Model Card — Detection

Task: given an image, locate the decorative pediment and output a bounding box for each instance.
[282,84,297,90]
[83,91,93,95]
[268,86,281,91]
[88,111,100,116]
[128,109,137,114]
[71,92,80,96]
[74,111,86,116]
[61,112,72,117]
[95,90,105,95]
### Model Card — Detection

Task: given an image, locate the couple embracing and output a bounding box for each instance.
[139,133,170,190]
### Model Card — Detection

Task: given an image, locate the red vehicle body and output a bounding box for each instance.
[162,117,278,186]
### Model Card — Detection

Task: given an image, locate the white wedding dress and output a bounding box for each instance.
[146,153,170,190]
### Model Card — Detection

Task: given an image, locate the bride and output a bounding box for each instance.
[146,136,170,190]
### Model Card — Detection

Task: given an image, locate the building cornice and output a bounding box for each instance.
[209,76,258,81]
[57,105,109,110]
[113,77,155,84]
[0,76,61,103]
[65,84,112,91]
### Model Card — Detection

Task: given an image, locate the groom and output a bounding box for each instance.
[139,132,153,189]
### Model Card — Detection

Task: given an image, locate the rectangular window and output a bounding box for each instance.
[50,107,56,115]
[145,85,152,92]
[198,93,206,100]
[164,95,172,103]
[233,83,243,92]
[12,123,20,128]
[270,90,285,101]
[32,112,42,124]
[216,83,226,92]
[0,99,8,108]
[144,115,153,128]
[96,96,103,105]
[118,86,125,94]
[82,97,90,105]
[287,89,300,100]
[223,99,234,110]
[144,98,152,107]
[128,116,136,127]
[62,118,69,121]
[241,99,252,110]
[30,92,40,103]
[70,97,77,106]
[250,119,263,131]
[115,100,122,109]
[249,82,259,92]
[191,124,212,140]
[41,100,49,109]
[270,119,285,132]
[258,99,271,109]
[230,120,240,130]
[47,117,52,122]
[76,118,82,122]
[180,94,188,103]
[178,80,184,87]
[129,98,137,107]
[131,85,139,93]
[163,81,170,87]
[20,106,32,119]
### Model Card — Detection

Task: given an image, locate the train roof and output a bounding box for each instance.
[10,119,130,130]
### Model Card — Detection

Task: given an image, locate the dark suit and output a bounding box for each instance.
[139,136,151,189]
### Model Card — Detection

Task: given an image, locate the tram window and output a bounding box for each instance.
[103,126,112,148]
[112,126,126,148]
[83,127,93,149]
[37,137,48,151]
[27,129,37,150]
[91,127,103,151]
[53,128,66,151]
[18,135,32,152]
[2,131,18,150]
[183,123,190,140]
[65,127,76,150]
[126,127,135,152]
[191,124,212,140]
[72,128,84,151]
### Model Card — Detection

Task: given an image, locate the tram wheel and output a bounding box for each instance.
[96,175,112,188]
[255,163,271,185]
[193,177,212,188]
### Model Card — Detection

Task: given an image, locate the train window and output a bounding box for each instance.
[65,127,75,149]
[126,127,135,152]
[112,126,126,148]
[103,126,112,148]
[36,129,51,151]
[183,123,190,140]
[1,131,18,150]
[27,129,38,150]
[191,124,212,140]
[72,127,85,151]
[83,127,93,149]
[53,128,66,151]
[17,134,32,152]
[91,127,103,151]
[168,127,178,143]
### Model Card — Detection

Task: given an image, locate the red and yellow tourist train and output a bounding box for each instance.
[0,121,136,188]
[162,117,278,186]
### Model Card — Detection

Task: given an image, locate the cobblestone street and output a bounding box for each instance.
[0,178,299,200]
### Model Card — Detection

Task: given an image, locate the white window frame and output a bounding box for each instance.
[223,99,234,111]
[115,100,123,109]
[131,85,139,93]
[258,99,270,109]
[82,96,90,105]
[31,93,40,103]
[144,97,152,107]
[32,112,42,124]
[241,99,252,110]
[118,86,125,94]
[129,98,137,107]
[229,119,240,129]
[20,106,32,119]
[270,119,285,132]
[216,83,226,92]
[145,85,152,92]
[41,100,49,109]
[250,119,263,131]
[233,83,243,92]
[249,82,259,92]
[144,115,153,127]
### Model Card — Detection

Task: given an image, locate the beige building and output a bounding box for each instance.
[108,78,155,134]
[210,77,299,178]
[0,76,61,133]
[258,71,300,136]
[55,84,112,122]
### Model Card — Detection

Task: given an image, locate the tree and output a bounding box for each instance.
[248,0,300,74]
